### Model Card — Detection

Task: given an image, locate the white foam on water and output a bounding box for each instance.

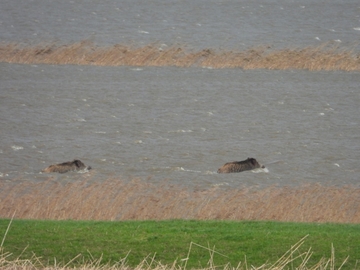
[168,129,193,133]
[11,145,23,151]
[175,167,202,173]
[252,167,269,173]
[77,168,92,174]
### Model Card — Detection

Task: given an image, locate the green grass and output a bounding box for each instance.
[1,219,359,269]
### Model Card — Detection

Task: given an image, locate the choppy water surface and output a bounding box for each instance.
[1,0,360,49]
[1,63,359,188]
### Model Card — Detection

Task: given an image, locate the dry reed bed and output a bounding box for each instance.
[1,41,360,71]
[0,178,359,223]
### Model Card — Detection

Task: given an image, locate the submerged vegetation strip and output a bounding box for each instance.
[0,219,359,269]
[0,178,359,223]
[1,40,360,71]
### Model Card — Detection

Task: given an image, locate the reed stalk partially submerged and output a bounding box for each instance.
[1,41,359,71]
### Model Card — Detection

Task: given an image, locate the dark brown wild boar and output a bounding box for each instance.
[217,158,265,173]
[42,159,91,173]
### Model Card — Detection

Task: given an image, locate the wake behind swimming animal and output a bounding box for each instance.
[42,159,92,173]
[217,157,265,173]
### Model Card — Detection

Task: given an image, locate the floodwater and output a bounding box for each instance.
[1,0,360,49]
[1,63,359,188]
[1,0,359,189]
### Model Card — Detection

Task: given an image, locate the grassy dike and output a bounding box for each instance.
[1,219,359,269]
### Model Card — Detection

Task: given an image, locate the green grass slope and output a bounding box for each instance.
[1,219,359,269]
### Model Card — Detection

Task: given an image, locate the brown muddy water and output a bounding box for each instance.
[1,63,359,189]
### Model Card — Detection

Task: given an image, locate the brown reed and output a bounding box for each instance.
[0,178,359,223]
[1,40,359,71]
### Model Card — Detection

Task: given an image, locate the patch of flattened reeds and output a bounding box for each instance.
[0,178,359,223]
[1,41,359,71]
